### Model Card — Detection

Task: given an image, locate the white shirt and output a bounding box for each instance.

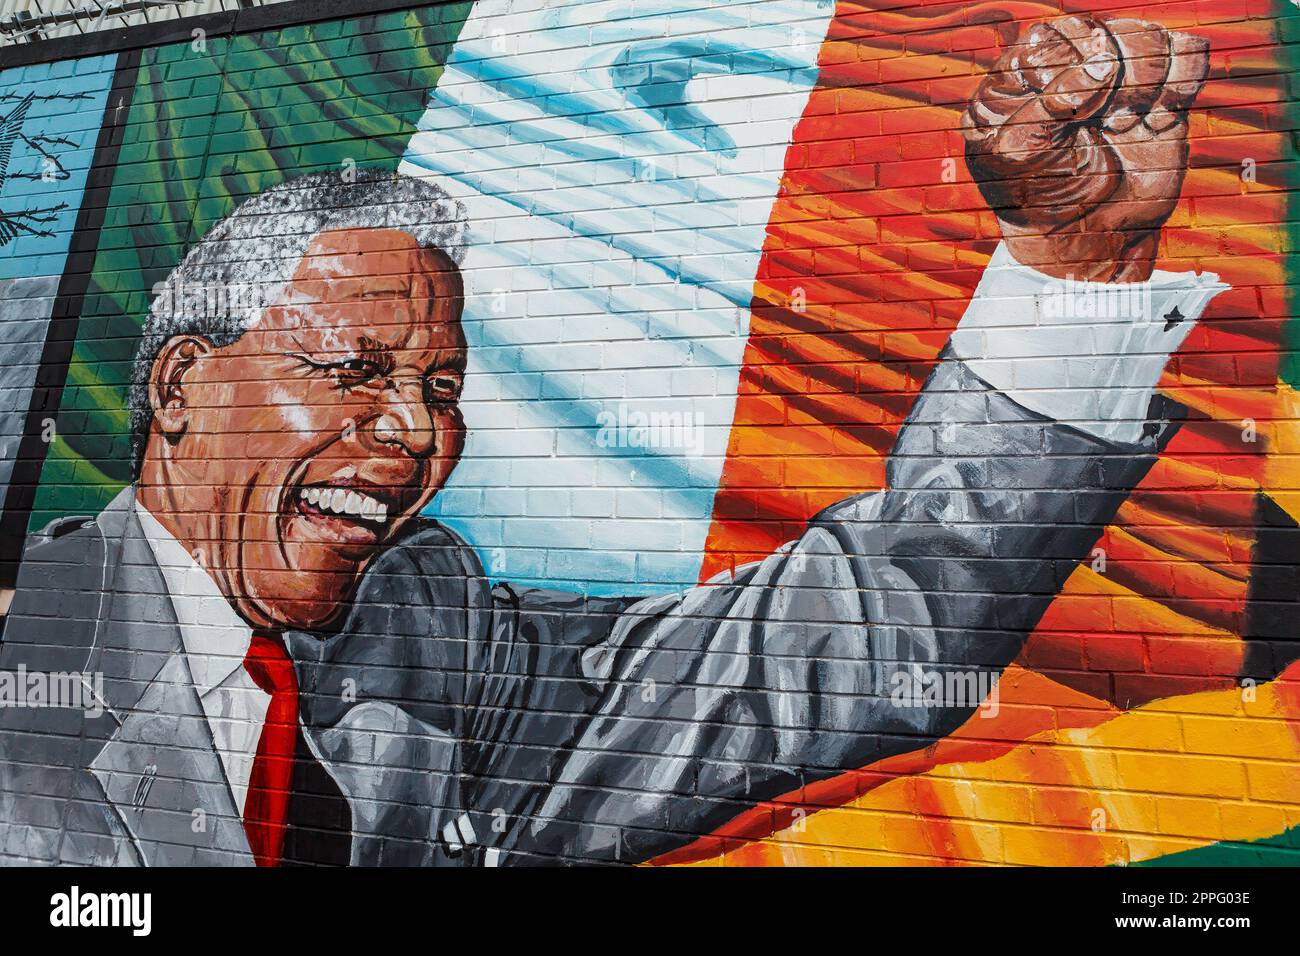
[950,242,1230,444]
[135,503,270,818]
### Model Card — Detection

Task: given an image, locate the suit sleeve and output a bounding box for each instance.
[508,354,1178,864]
[506,245,1234,865]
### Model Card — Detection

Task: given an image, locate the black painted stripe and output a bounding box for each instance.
[0,0,461,69]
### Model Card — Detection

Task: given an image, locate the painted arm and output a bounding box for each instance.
[513,323,1207,864]
[509,14,1224,863]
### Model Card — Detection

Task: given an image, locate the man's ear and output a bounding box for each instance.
[149,335,212,441]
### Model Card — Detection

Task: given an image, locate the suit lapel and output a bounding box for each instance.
[87,488,252,867]
[90,654,253,866]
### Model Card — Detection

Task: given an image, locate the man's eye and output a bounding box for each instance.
[427,376,462,401]
[291,353,387,388]
[330,359,382,384]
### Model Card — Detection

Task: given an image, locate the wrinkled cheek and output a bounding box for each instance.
[233,525,282,616]
[426,417,463,491]
[238,510,286,580]
[436,412,466,462]
[241,397,328,461]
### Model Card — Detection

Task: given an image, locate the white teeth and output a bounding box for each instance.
[299,485,391,525]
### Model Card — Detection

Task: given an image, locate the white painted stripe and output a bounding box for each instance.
[402,0,834,595]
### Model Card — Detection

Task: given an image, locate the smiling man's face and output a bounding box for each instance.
[140,227,466,630]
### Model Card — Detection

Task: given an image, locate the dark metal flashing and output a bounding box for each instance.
[0,0,453,69]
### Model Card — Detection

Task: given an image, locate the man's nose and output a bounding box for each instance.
[372,381,436,458]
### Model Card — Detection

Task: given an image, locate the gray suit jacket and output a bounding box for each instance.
[0,358,1175,866]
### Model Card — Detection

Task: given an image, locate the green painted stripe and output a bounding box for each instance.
[1281,0,1300,391]
[1134,825,1300,867]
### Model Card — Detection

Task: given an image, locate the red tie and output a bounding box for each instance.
[242,629,298,867]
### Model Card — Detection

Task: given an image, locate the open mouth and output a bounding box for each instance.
[296,484,392,526]
[285,477,414,553]
[276,458,427,562]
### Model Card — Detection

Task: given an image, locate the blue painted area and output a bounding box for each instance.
[0,55,116,511]
[403,0,833,595]
[0,55,117,281]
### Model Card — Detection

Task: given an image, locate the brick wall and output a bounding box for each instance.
[0,0,1296,867]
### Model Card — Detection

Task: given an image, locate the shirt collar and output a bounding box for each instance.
[134,500,253,696]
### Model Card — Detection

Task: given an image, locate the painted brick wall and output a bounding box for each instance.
[0,0,1296,867]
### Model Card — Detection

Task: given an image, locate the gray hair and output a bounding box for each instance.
[127,168,467,474]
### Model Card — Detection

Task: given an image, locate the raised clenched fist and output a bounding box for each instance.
[962,16,1210,282]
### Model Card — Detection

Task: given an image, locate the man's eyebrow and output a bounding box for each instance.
[425,362,466,377]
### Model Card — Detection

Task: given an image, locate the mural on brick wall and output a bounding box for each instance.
[0,0,1295,867]
[0,55,116,522]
